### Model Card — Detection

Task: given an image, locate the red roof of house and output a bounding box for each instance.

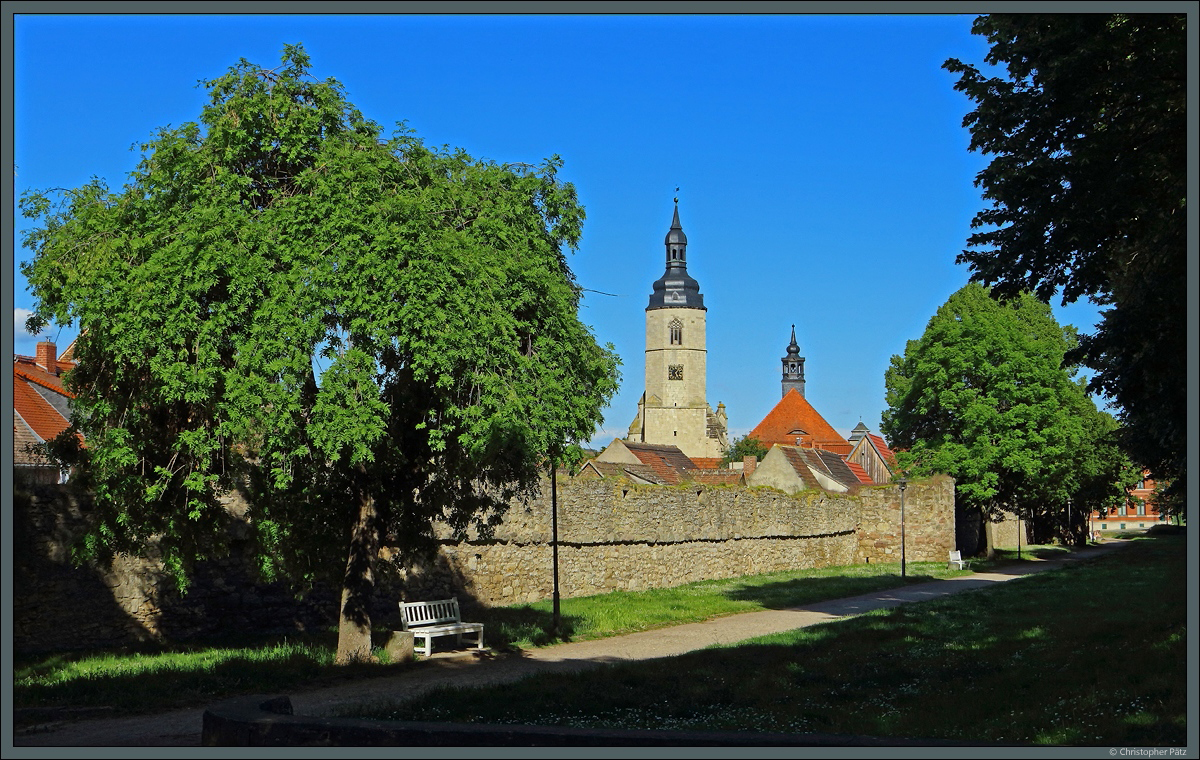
[866,434,897,469]
[690,457,723,470]
[13,373,71,442]
[748,389,848,452]
[844,460,873,485]
[13,357,75,397]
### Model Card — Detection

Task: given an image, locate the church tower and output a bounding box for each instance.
[781,324,806,398]
[626,201,727,460]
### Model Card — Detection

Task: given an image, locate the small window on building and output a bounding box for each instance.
[1120,523,1126,530]
[1137,502,1146,516]
[669,319,683,345]
[1102,523,1108,530]
[668,364,684,381]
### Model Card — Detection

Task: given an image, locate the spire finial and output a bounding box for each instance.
[674,186,679,205]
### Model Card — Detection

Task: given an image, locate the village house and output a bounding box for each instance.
[13,340,79,485]
[1087,473,1169,535]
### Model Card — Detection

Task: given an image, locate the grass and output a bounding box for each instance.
[345,534,1188,746]
[473,559,972,649]
[12,557,969,718]
[12,633,399,718]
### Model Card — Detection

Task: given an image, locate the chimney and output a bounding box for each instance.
[742,455,757,477]
[35,341,57,375]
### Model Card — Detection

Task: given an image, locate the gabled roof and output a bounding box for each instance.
[778,447,822,490]
[866,434,898,469]
[690,457,723,470]
[14,413,52,466]
[807,448,864,490]
[13,356,75,397]
[772,445,861,494]
[579,460,671,485]
[621,441,697,485]
[13,346,81,468]
[13,373,71,442]
[748,389,847,452]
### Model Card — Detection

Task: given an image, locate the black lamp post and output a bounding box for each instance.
[550,462,560,636]
[897,477,908,579]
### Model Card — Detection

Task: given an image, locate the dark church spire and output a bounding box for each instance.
[648,198,705,311]
[781,324,806,398]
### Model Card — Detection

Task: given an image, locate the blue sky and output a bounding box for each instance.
[10,12,1107,448]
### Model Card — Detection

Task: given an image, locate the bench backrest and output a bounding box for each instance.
[949,550,962,561]
[400,597,462,630]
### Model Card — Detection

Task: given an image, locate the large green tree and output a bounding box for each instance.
[21,46,620,662]
[943,14,1187,508]
[882,284,1136,544]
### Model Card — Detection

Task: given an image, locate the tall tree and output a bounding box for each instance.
[722,435,769,467]
[882,284,1134,542]
[20,46,620,662]
[943,14,1187,506]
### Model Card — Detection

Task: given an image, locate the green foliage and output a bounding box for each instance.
[881,284,1135,537]
[943,14,1186,501]
[19,47,620,600]
[721,435,768,466]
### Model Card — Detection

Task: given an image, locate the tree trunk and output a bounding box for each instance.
[335,480,380,665]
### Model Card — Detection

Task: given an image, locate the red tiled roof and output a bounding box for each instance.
[13,375,71,442]
[748,390,846,450]
[844,460,873,484]
[690,457,723,470]
[866,434,897,469]
[14,414,53,466]
[13,357,75,397]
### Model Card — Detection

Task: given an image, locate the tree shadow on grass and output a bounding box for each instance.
[723,573,948,610]
[13,636,396,719]
[468,604,584,650]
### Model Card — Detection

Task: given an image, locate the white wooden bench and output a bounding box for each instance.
[398,597,484,657]
[948,550,971,570]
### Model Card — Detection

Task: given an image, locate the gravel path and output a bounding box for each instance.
[10,542,1125,748]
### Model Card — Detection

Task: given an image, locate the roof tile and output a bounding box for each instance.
[748,390,846,451]
[13,375,71,442]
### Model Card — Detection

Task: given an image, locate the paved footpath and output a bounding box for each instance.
[10,541,1128,748]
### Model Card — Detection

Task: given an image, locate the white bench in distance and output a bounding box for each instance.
[399,596,484,657]
[948,550,971,570]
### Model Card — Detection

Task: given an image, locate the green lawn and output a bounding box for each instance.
[473,558,972,649]
[12,557,969,717]
[347,534,1187,746]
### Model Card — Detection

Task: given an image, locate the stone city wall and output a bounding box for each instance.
[12,483,347,654]
[402,475,956,605]
[13,474,954,652]
[854,475,957,565]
